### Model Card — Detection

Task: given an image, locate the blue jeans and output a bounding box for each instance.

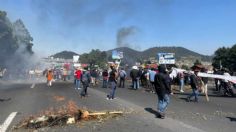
[179,79,184,91]
[158,94,170,113]
[108,81,117,99]
[103,79,108,88]
[133,78,139,89]
[75,79,80,89]
[80,82,88,96]
[188,89,199,102]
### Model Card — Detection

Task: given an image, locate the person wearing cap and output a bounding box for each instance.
[187,68,201,102]
[154,65,171,119]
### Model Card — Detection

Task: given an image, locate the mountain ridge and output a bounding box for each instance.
[51,47,213,65]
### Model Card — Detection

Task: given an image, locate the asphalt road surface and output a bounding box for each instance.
[0,79,236,132]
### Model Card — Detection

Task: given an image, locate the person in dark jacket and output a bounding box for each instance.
[130,66,139,90]
[80,67,91,98]
[102,69,109,88]
[107,65,118,100]
[154,65,171,119]
[187,69,201,102]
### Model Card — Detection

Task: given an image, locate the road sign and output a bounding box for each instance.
[112,50,123,59]
[157,53,175,64]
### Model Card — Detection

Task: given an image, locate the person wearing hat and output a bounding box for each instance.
[130,66,139,90]
[187,68,201,102]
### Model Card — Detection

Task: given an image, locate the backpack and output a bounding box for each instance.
[119,70,126,78]
[81,71,89,83]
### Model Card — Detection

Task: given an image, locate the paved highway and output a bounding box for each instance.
[0,80,235,132]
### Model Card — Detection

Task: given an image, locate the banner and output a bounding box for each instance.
[158,53,175,64]
[112,50,123,59]
[198,73,236,84]
[73,55,80,63]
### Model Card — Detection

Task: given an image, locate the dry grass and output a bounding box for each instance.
[14,101,123,130]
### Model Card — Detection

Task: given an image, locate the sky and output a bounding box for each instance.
[0,0,236,56]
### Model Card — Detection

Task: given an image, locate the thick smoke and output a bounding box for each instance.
[0,11,44,81]
[116,26,138,49]
[30,0,134,29]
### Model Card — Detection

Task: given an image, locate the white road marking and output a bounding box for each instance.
[0,112,17,132]
[30,83,35,88]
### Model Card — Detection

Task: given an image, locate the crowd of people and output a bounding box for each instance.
[42,64,235,119]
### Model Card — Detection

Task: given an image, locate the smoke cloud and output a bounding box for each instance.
[116,26,139,49]
[0,11,45,81]
[30,0,135,29]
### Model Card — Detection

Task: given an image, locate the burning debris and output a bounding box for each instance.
[53,95,65,102]
[14,101,123,130]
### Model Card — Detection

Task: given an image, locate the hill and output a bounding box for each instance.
[107,47,212,66]
[52,47,213,66]
[51,51,79,59]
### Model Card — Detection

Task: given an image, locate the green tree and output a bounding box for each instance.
[227,44,236,71]
[212,44,236,72]
[79,49,107,69]
[181,64,190,70]
[13,19,34,54]
[194,59,202,66]
[212,47,230,69]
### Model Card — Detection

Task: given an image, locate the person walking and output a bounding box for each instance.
[119,68,126,88]
[154,65,171,119]
[107,65,118,100]
[75,67,82,90]
[149,68,156,93]
[187,68,201,102]
[46,70,53,87]
[80,67,91,98]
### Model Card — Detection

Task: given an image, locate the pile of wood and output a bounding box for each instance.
[14,101,123,130]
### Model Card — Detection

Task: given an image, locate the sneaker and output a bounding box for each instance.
[158,112,165,119]
[106,97,110,100]
[180,90,184,93]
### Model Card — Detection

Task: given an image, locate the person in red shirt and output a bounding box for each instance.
[75,67,82,90]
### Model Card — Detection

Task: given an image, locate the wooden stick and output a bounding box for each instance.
[88,111,123,116]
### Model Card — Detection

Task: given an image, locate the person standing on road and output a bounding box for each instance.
[80,67,91,98]
[107,65,118,100]
[102,69,109,88]
[46,70,53,87]
[130,66,139,90]
[75,67,82,90]
[119,68,126,88]
[178,72,185,93]
[149,68,156,93]
[154,65,171,119]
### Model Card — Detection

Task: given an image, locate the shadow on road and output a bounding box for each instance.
[0,98,11,102]
[174,92,235,98]
[226,117,236,122]
[144,108,159,118]
[179,97,189,102]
